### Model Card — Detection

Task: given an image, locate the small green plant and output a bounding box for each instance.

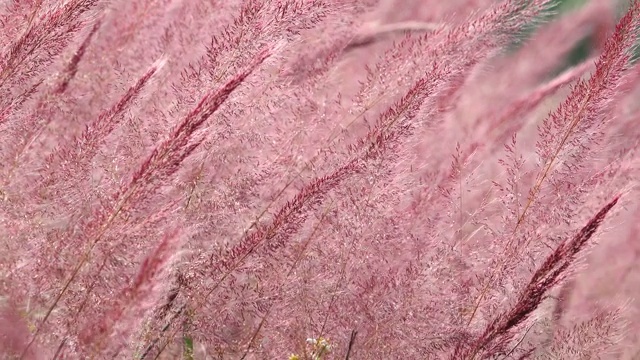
[289,337,332,360]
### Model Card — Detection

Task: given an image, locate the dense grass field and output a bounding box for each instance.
[2,0,640,359]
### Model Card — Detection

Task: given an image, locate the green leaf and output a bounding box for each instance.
[183,336,194,360]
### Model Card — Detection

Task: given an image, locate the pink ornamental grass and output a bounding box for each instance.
[1,0,640,358]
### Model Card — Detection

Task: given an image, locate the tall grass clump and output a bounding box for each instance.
[2,0,640,358]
